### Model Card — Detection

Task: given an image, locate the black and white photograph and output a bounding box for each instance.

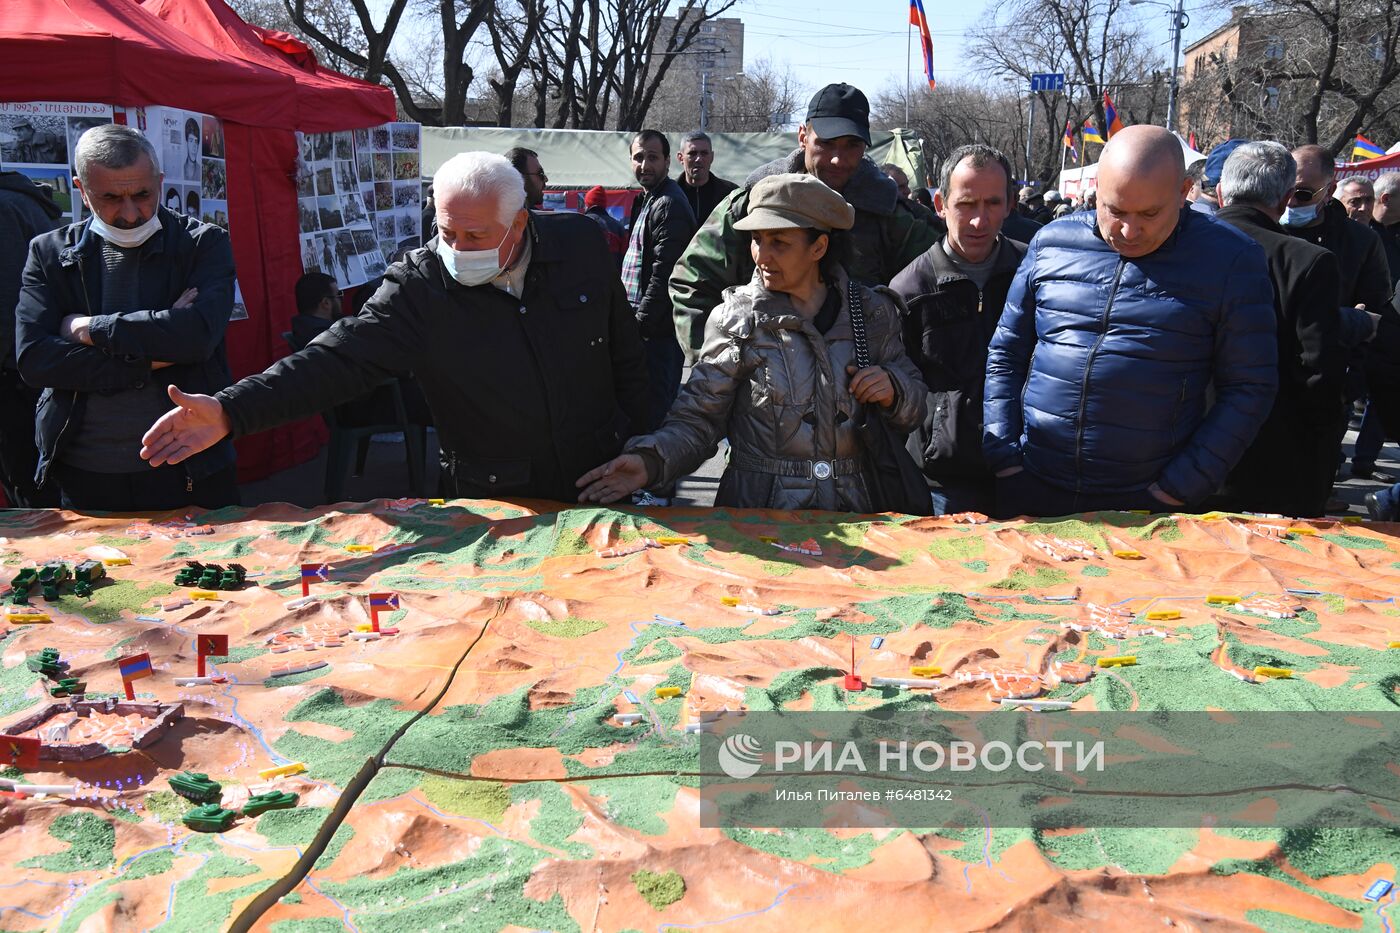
[340,191,367,226]
[311,132,332,162]
[314,165,334,197]
[0,112,67,165]
[316,195,342,230]
[333,131,353,161]
[392,181,418,209]
[297,197,320,233]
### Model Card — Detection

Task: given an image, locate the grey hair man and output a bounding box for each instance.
[675,130,736,223]
[1371,171,1400,287]
[140,150,650,504]
[15,123,238,511]
[1337,176,1376,225]
[1214,141,1345,517]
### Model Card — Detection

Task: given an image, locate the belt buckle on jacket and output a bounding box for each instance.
[811,460,833,480]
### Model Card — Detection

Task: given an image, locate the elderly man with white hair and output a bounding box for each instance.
[140,151,650,502]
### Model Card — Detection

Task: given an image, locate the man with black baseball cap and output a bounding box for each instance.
[670,82,942,362]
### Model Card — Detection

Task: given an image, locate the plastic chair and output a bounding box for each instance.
[283,331,425,502]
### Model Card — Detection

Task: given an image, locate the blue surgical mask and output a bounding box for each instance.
[1282,203,1320,226]
[436,226,512,286]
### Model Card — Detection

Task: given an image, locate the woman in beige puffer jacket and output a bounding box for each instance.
[576,173,926,513]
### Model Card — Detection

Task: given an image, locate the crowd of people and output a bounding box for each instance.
[5,83,1400,522]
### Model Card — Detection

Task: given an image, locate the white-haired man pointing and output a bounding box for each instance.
[141,151,650,502]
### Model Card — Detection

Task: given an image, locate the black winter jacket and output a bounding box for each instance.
[1216,205,1345,516]
[628,178,696,339]
[0,172,62,370]
[16,207,236,485]
[890,236,1027,482]
[1284,199,1392,311]
[218,212,650,503]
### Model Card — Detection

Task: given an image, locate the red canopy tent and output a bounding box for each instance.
[1,0,396,482]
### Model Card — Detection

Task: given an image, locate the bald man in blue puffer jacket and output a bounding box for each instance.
[984,126,1278,519]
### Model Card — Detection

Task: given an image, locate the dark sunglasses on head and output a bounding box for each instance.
[1293,186,1320,202]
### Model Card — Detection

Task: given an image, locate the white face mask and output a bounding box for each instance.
[88,209,163,249]
[1282,202,1320,227]
[436,224,513,286]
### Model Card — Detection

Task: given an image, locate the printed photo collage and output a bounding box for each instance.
[0,101,114,222]
[134,106,227,234]
[296,122,421,288]
[124,106,245,320]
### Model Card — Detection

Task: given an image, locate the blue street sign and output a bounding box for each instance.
[1030,72,1067,92]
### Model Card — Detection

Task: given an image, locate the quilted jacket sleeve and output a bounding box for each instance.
[1156,244,1278,503]
[982,240,1040,472]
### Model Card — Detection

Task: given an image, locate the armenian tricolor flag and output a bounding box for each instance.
[1063,119,1079,163]
[1353,134,1386,160]
[300,562,330,596]
[909,0,936,90]
[369,593,400,611]
[1103,92,1125,138]
[117,651,153,699]
[1082,118,1105,145]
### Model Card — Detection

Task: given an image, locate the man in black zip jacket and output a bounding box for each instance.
[1213,142,1345,517]
[16,125,237,512]
[139,151,650,504]
[890,144,1027,516]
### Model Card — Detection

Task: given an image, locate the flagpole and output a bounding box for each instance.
[906,20,912,125]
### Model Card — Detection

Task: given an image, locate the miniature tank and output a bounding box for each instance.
[169,770,223,803]
[25,649,67,679]
[174,561,206,587]
[49,677,86,698]
[218,564,247,590]
[181,803,237,833]
[241,790,298,817]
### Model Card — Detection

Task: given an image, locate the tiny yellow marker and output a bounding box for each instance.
[428,498,445,505]
[355,623,373,632]
[1127,509,1150,515]
[1206,595,1241,605]
[757,535,778,543]
[1253,666,1293,679]
[1389,641,1400,649]
[1112,549,1143,559]
[101,557,131,566]
[1341,515,1364,525]
[345,544,374,553]
[1097,655,1138,668]
[909,665,942,677]
[1144,610,1181,621]
[1200,511,1226,521]
[7,613,51,624]
[654,686,682,699]
[190,590,220,600]
[1287,526,1317,536]
[258,762,307,780]
[654,537,689,545]
[720,596,740,606]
